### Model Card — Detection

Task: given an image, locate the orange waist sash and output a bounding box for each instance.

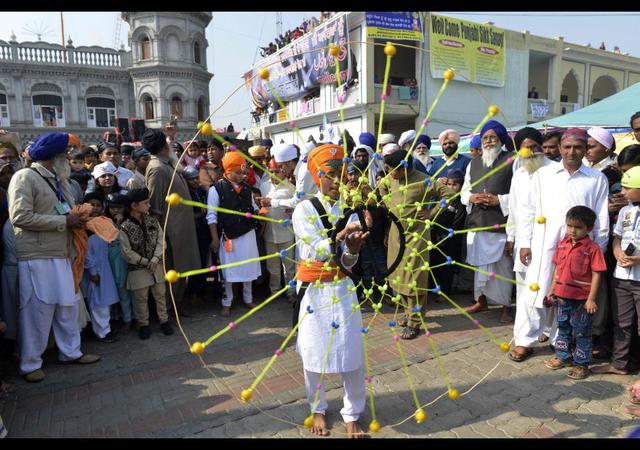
[297,260,346,283]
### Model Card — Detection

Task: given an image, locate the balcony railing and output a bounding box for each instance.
[374,84,419,106]
[0,40,129,68]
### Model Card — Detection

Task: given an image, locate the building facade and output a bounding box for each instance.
[0,11,213,147]
[248,12,640,148]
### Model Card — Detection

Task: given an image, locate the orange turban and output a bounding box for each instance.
[68,133,81,149]
[307,144,344,186]
[222,151,247,176]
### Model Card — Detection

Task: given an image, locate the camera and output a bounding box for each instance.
[543,295,558,308]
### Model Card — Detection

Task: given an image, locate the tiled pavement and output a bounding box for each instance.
[1,291,638,438]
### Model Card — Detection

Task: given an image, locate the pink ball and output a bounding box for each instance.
[274,349,282,356]
[210,265,217,272]
[507,156,513,164]
[316,383,322,390]
[228,322,236,329]
[424,331,431,337]
[366,376,373,383]
[337,96,343,104]
[230,145,237,151]
[393,335,400,342]
[422,119,429,126]
[381,94,388,101]
[489,271,495,279]
[289,121,296,128]
[494,223,501,230]
[473,319,480,326]
[245,212,253,219]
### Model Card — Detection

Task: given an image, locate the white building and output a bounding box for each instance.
[0,12,213,147]
[249,12,640,147]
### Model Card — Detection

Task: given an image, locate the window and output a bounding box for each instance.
[197,97,205,122]
[194,41,201,64]
[0,93,8,127]
[170,96,183,119]
[32,94,64,128]
[86,97,116,128]
[141,36,152,60]
[142,94,154,120]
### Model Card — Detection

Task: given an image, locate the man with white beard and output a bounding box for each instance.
[8,132,101,382]
[515,128,609,355]
[410,134,435,175]
[505,127,557,362]
[461,120,515,322]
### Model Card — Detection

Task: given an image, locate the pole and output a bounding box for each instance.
[60,12,65,47]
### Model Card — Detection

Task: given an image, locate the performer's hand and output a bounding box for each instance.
[504,241,514,257]
[66,210,85,228]
[520,248,532,266]
[363,209,374,229]
[585,300,598,315]
[147,261,158,273]
[90,274,100,285]
[345,230,371,254]
[257,197,271,207]
[469,194,484,205]
[210,237,220,253]
[482,193,500,207]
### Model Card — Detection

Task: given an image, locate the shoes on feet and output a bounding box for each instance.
[160,322,174,336]
[139,325,151,340]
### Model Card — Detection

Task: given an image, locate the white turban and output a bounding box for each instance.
[587,127,614,150]
[382,143,400,156]
[271,143,298,163]
[378,134,396,146]
[398,130,417,148]
[92,161,117,179]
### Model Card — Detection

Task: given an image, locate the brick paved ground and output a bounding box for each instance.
[1,290,638,438]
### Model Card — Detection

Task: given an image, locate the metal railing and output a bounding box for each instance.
[0,40,129,68]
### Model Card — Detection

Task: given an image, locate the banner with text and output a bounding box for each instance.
[429,13,506,87]
[249,14,350,110]
[366,12,424,42]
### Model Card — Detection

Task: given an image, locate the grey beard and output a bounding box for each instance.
[522,154,545,174]
[481,145,500,167]
[414,152,430,167]
[53,154,71,179]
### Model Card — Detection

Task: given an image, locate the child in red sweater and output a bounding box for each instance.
[544,206,607,380]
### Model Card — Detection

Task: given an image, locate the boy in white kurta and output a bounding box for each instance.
[207,151,261,317]
[292,144,370,438]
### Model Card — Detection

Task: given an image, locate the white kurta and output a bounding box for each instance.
[206,184,261,282]
[292,193,364,374]
[259,178,296,244]
[515,163,609,309]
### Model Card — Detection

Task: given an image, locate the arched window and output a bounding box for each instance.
[170,95,183,119]
[194,41,201,64]
[142,94,155,120]
[0,92,9,127]
[197,97,206,122]
[86,97,116,128]
[32,94,64,128]
[141,36,152,60]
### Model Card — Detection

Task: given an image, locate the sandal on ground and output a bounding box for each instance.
[567,365,589,380]
[397,315,408,328]
[630,383,640,405]
[544,356,571,370]
[508,346,533,362]
[400,326,420,340]
[538,334,549,343]
[221,306,231,317]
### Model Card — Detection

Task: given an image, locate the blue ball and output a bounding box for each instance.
[440,199,447,208]
[446,256,452,265]
[279,250,287,259]
[361,327,369,334]
[288,280,296,288]
[431,285,441,294]
[302,157,308,163]
[306,306,314,314]
[424,178,433,186]
[374,153,383,161]
[447,228,454,238]
[401,160,408,168]
[388,321,396,327]
[331,321,340,329]
[317,170,325,177]
[412,306,421,313]
[282,218,291,227]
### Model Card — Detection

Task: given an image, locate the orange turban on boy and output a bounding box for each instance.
[222,151,247,176]
[307,144,344,186]
[68,133,82,149]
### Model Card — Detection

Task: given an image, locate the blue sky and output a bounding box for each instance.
[2,11,639,130]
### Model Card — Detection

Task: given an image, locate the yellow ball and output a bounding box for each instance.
[240,388,253,403]
[529,283,540,292]
[166,193,181,207]
[518,147,534,159]
[329,43,340,57]
[488,105,500,116]
[536,216,547,224]
[303,415,314,428]
[197,121,204,130]
[258,68,270,80]
[190,341,205,354]
[500,342,510,353]
[384,42,396,57]
[443,69,455,81]
[369,420,381,433]
[415,409,427,424]
[164,270,179,284]
[448,388,459,401]
[201,122,212,136]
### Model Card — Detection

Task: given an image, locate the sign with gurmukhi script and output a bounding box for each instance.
[429,13,506,88]
[366,12,424,42]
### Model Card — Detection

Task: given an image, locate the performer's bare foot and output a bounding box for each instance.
[625,405,640,417]
[310,413,329,436]
[466,295,488,313]
[345,420,365,438]
[499,306,513,323]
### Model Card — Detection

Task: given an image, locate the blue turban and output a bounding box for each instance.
[470,134,481,149]
[358,132,377,150]
[415,134,431,149]
[28,132,69,162]
[260,139,273,147]
[481,120,509,146]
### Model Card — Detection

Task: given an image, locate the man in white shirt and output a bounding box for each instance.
[516,128,609,351]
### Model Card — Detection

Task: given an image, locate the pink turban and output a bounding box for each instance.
[587,127,614,150]
[438,129,461,145]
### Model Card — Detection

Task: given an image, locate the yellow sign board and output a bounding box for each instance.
[429,13,506,88]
